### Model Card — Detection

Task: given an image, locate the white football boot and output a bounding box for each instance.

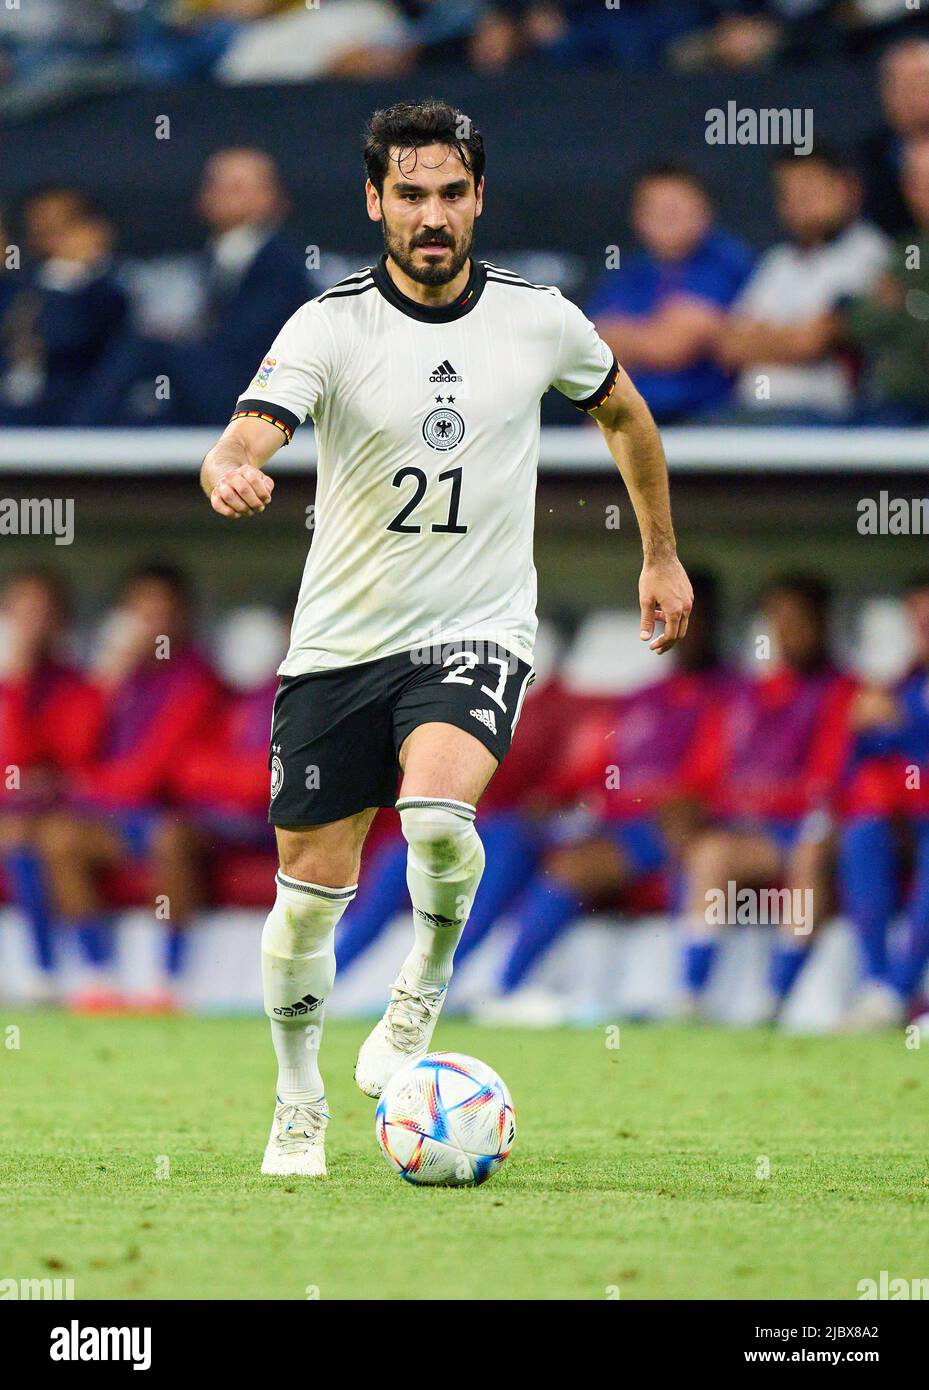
[261,1097,329,1177]
[838,981,906,1033]
[354,975,447,1098]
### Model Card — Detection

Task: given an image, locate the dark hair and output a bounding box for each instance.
[760,571,832,613]
[118,562,192,606]
[903,571,929,596]
[631,160,711,203]
[363,99,485,196]
[771,143,849,176]
[2,565,72,618]
[20,185,100,220]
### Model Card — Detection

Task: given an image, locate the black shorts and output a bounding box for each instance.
[268,639,535,827]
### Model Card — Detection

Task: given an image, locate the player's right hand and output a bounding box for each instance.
[210,465,274,518]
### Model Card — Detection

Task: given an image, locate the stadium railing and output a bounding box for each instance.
[0,428,927,474]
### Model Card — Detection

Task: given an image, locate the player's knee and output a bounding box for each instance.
[277,842,360,887]
[398,802,483,879]
[263,873,356,961]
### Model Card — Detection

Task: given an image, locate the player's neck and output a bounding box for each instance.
[383,254,473,310]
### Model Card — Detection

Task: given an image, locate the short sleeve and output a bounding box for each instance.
[231,300,334,444]
[551,293,620,413]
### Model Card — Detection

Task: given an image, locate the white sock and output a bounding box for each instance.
[262,871,357,1104]
[397,798,485,992]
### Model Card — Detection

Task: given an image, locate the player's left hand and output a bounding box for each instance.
[639,554,693,654]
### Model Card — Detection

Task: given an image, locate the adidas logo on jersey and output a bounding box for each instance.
[429,359,463,383]
[470,707,497,734]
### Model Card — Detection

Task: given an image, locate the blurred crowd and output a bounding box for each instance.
[0,0,924,105]
[0,149,311,427]
[2,561,928,1031]
[2,36,929,427]
[577,38,929,426]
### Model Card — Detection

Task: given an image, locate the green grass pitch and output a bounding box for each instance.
[1,1012,928,1300]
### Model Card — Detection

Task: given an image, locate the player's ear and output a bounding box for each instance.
[365,179,383,223]
[474,176,484,218]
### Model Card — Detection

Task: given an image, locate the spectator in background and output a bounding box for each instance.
[171,603,288,849]
[128,0,247,84]
[861,38,929,237]
[838,574,929,1030]
[35,564,219,1012]
[716,148,888,422]
[0,569,103,997]
[672,1,840,71]
[190,146,310,415]
[842,136,929,424]
[212,0,414,83]
[0,0,123,116]
[474,0,706,70]
[677,575,857,1022]
[587,163,753,423]
[486,572,728,1008]
[76,147,310,425]
[140,0,482,85]
[0,187,127,425]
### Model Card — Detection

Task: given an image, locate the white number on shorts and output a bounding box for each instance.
[440,652,509,712]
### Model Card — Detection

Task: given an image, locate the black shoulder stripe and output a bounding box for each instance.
[483,262,556,290]
[483,262,544,281]
[318,278,375,303]
[485,273,556,293]
[572,356,621,413]
[322,266,374,290]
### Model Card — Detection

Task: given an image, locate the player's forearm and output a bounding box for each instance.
[200,434,254,499]
[599,393,677,560]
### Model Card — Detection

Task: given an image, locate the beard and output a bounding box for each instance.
[382,215,474,287]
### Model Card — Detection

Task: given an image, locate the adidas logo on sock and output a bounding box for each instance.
[273,993,321,1017]
[429,359,463,383]
[470,707,497,734]
[414,908,461,927]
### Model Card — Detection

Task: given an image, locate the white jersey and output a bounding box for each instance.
[233,254,618,675]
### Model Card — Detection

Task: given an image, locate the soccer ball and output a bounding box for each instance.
[375,1051,516,1186]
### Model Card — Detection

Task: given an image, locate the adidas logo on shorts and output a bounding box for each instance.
[469,707,497,735]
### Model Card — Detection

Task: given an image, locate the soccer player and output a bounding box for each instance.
[200,99,693,1177]
[334,627,569,979]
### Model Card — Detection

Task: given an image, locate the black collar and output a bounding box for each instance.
[372,252,486,322]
